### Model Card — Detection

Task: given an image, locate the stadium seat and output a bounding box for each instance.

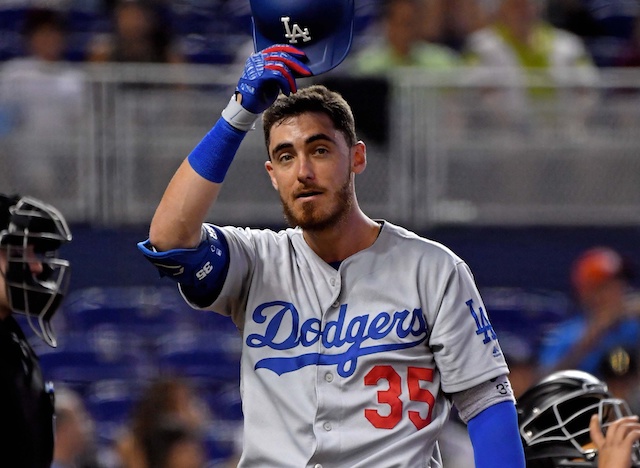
[203,382,243,421]
[85,378,140,445]
[203,420,241,464]
[481,287,571,349]
[62,286,189,338]
[156,330,241,385]
[0,7,27,60]
[38,330,150,395]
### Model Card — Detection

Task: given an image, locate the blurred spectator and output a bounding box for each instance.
[0,7,87,200]
[463,0,598,130]
[143,417,206,468]
[88,0,184,64]
[538,246,640,379]
[350,0,461,75]
[115,377,210,468]
[53,386,103,468]
[598,346,640,416]
[420,0,489,51]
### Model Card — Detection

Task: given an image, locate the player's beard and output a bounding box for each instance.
[280,173,354,232]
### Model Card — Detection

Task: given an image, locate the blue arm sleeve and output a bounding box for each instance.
[467,401,526,468]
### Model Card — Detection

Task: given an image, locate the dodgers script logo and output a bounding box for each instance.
[247,301,428,378]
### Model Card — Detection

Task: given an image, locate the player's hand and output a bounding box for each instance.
[236,45,312,114]
[590,414,640,468]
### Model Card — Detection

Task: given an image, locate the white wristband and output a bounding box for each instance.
[221,95,260,132]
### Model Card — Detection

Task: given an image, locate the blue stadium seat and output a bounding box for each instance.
[38,330,150,395]
[187,307,240,334]
[85,378,140,445]
[203,420,240,464]
[156,330,241,384]
[203,437,237,465]
[481,287,571,352]
[62,286,190,338]
[203,382,243,421]
[0,7,27,60]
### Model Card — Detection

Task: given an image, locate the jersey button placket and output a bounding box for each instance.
[314,273,341,463]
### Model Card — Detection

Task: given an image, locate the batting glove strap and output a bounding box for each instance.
[221,95,260,132]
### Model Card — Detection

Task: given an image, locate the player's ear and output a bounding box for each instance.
[265,160,279,190]
[351,141,366,175]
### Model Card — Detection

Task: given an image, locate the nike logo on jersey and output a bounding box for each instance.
[247,301,428,377]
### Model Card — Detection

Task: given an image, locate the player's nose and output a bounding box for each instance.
[25,247,44,275]
[296,155,315,181]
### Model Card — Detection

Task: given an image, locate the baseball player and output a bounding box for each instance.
[138,44,525,467]
[0,193,72,468]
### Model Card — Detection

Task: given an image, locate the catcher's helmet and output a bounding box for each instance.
[517,369,640,467]
[250,0,355,75]
[0,194,72,347]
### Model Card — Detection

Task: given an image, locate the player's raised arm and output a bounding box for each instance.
[147,45,312,251]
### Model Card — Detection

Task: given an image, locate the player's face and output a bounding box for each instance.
[265,112,366,231]
[0,245,44,318]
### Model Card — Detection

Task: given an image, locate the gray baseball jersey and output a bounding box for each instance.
[182,220,509,468]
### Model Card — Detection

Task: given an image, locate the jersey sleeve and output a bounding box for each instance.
[429,261,509,394]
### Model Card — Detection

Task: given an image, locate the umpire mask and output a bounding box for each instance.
[0,195,72,347]
[518,369,640,467]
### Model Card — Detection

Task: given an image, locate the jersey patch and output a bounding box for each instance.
[466,299,497,345]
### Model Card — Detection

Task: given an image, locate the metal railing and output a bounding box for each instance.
[2,62,640,228]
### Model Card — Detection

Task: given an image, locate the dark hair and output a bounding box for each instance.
[262,84,357,151]
[21,8,66,37]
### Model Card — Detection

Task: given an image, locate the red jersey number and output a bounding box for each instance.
[364,365,435,430]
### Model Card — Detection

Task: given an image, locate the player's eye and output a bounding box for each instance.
[312,146,329,156]
[276,152,294,163]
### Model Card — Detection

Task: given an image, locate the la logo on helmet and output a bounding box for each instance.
[250,0,355,75]
[281,16,312,44]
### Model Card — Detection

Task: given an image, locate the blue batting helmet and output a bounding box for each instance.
[250,0,355,75]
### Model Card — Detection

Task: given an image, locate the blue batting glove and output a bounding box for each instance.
[236,45,312,114]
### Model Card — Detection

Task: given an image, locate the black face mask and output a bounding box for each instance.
[0,196,72,347]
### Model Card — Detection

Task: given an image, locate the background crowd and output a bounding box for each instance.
[0,0,638,70]
[1,0,640,467]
